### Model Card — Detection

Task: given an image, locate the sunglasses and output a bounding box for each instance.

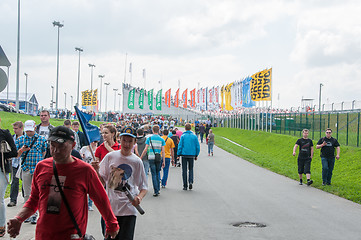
[326,132,332,134]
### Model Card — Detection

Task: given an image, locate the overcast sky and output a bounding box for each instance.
[1,0,361,111]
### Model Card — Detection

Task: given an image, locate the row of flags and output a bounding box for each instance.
[127,68,272,112]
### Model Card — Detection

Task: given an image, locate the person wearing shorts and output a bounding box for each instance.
[293,129,314,186]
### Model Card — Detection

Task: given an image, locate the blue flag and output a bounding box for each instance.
[74,106,101,145]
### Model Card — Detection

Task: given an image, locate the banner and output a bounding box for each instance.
[251,68,272,101]
[174,88,179,107]
[165,89,171,108]
[208,88,213,103]
[182,89,188,108]
[156,89,162,110]
[82,89,98,106]
[215,86,219,103]
[242,77,256,108]
[225,83,233,111]
[190,88,196,108]
[74,106,101,146]
[91,89,98,106]
[139,89,144,109]
[148,89,153,110]
[221,86,224,111]
[128,88,135,109]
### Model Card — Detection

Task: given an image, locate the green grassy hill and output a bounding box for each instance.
[213,127,361,204]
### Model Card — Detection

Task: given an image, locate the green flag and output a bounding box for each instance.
[148,89,153,110]
[156,89,162,110]
[128,88,135,109]
[139,89,144,109]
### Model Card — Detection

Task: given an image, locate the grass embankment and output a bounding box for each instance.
[212,128,361,204]
[0,111,103,199]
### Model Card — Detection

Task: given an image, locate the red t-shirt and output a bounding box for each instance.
[95,142,121,161]
[24,157,119,240]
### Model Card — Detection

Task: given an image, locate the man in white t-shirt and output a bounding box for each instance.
[93,133,148,240]
[35,110,54,140]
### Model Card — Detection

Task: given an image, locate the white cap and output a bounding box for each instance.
[24,120,36,132]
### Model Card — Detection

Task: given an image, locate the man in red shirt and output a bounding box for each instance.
[7,126,119,239]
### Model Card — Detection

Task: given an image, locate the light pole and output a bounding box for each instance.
[113,88,118,112]
[64,92,67,110]
[24,73,28,113]
[88,64,96,91]
[75,47,83,107]
[319,83,323,113]
[15,0,21,112]
[53,21,64,110]
[98,75,105,112]
[70,95,73,109]
[51,86,54,110]
[118,93,122,112]
[104,82,110,112]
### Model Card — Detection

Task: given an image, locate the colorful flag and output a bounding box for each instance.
[74,106,101,146]
[190,88,196,108]
[128,88,135,109]
[174,88,179,107]
[148,89,153,110]
[182,89,188,108]
[221,86,224,111]
[242,77,256,108]
[208,88,213,103]
[165,89,171,108]
[215,86,219,103]
[251,68,272,101]
[225,83,234,111]
[139,89,144,109]
[156,89,162,110]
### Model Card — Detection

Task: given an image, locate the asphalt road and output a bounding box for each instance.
[4,139,361,240]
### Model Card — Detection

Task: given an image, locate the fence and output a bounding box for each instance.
[210,110,361,147]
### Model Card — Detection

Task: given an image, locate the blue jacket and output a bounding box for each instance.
[177,130,200,157]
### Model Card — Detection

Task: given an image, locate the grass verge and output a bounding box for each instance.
[212,127,361,204]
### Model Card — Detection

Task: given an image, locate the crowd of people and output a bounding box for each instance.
[0,111,205,239]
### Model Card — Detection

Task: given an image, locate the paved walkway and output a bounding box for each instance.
[4,137,361,239]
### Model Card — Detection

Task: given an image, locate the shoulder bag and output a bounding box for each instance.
[15,136,38,179]
[52,160,95,240]
[149,138,161,163]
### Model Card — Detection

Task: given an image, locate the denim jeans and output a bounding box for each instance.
[0,171,9,227]
[161,158,171,186]
[143,160,150,177]
[321,157,335,184]
[200,133,204,143]
[10,166,20,204]
[208,142,214,154]
[181,157,194,188]
[149,160,162,194]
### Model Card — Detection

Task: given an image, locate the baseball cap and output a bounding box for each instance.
[48,126,75,143]
[24,120,36,132]
[119,132,136,138]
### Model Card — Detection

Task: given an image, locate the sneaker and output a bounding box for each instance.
[299,182,303,185]
[161,185,166,188]
[211,152,213,156]
[153,193,159,197]
[322,182,326,186]
[183,187,187,191]
[189,184,193,190]
[30,216,37,225]
[88,206,94,211]
[307,180,313,186]
[7,202,16,207]
[24,217,31,223]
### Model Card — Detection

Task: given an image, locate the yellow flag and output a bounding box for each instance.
[225,83,234,111]
[251,68,272,101]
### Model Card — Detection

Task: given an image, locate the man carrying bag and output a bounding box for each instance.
[7,126,119,239]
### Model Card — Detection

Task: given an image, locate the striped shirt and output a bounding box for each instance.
[146,134,165,160]
[15,133,47,174]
